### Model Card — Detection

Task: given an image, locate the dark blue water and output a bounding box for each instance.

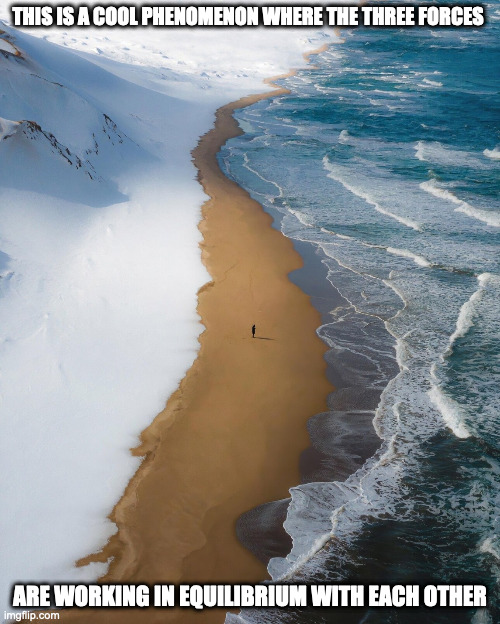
[222,5,500,623]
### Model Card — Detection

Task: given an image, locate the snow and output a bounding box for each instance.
[0,35,15,54]
[0,4,337,615]
[0,116,20,140]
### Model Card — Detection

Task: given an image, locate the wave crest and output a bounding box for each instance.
[483,147,500,160]
[323,156,422,231]
[420,179,500,228]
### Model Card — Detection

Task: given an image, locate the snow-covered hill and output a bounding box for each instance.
[0,10,335,616]
[0,117,127,203]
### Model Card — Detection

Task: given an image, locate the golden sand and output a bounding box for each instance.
[60,46,332,624]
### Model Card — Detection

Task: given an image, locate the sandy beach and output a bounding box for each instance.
[59,54,332,624]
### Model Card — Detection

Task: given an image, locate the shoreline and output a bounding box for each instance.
[61,45,333,624]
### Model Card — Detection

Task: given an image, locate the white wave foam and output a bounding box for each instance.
[479,536,500,561]
[478,272,500,287]
[268,481,353,581]
[456,203,500,228]
[414,140,426,161]
[338,129,350,143]
[471,609,493,624]
[289,208,314,227]
[444,273,498,356]
[386,247,431,267]
[420,179,462,204]
[323,156,422,231]
[422,78,443,87]
[421,179,500,228]
[414,141,486,168]
[428,383,471,439]
[483,147,500,160]
[242,152,284,198]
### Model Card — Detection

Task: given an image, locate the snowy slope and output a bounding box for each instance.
[0,8,336,616]
[0,24,212,614]
[0,117,126,204]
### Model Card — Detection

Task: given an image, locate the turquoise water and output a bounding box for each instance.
[221,5,500,623]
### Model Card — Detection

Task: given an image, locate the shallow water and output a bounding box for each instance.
[221,6,500,622]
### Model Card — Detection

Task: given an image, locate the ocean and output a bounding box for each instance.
[221,6,500,623]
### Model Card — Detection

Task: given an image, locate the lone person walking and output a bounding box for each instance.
[252,324,256,338]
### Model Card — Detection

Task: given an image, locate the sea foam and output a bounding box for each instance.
[428,379,471,439]
[420,179,500,228]
[421,78,443,87]
[415,141,486,168]
[386,247,431,267]
[323,156,422,231]
[483,147,500,160]
[444,273,498,357]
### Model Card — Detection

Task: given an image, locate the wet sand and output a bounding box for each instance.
[59,48,332,624]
